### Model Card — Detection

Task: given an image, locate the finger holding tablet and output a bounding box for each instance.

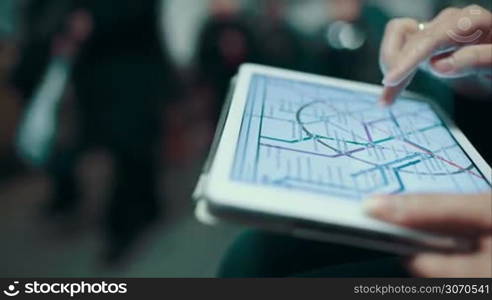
[406,237,492,278]
[365,193,492,277]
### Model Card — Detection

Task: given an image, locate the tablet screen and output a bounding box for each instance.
[231,74,491,200]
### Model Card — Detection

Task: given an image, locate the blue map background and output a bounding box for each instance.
[231,75,491,200]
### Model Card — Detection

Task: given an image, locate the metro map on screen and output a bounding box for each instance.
[231,74,491,200]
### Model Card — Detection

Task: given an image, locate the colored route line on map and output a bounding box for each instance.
[294,100,482,179]
[231,75,489,199]
[258,98,480,194]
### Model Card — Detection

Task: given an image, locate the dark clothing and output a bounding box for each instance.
[455,97,492,164]
[75,0,166,65]
[60,0,176,244]
[254,18,306,71]
[49,55,166,241]
[196,16,261,121]
[218,230,409,277]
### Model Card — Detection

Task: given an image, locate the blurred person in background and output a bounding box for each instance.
[308,0,384,81]
[13,0,180,263]
[195,0,261,122]
[253,0,306,70]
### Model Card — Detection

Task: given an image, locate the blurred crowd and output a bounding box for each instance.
[1,0,491,267]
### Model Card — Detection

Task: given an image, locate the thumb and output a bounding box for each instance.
[430,44,492,77]
[407,237,492,277]
[364,193,492,235]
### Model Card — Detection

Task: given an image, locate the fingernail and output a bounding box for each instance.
[433,57,455,74]
[363,196,387,213]
[378,89,393,107]
[363,196,394,216]
[382,71,406,87]
[382,76,399,87]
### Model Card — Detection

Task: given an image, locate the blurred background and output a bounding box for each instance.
[1,0,491,277]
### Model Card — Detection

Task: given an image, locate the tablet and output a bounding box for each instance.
[194,64,492,254]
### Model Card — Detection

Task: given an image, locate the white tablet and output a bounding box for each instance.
[194,63,491,254]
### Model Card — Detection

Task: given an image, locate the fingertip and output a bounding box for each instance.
[407,253,462,278]
[378,96,393,107]
[380,73,415,106]
[382,68,409,87]
[363,195,393,218]
[379,88,396,107]
[406,254,432,277]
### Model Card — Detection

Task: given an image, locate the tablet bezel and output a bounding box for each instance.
[204,63,492,241]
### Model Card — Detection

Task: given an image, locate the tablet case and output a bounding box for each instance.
[193,78,237,225]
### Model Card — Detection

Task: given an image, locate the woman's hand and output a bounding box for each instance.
[379,5,492,105]
[365,193,492,277]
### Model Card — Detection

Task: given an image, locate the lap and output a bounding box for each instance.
[218,230,409,277]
